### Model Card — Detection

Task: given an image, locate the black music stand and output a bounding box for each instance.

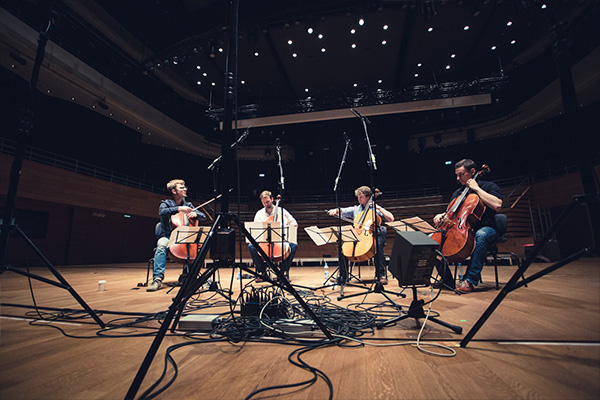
[377,231,462,333]
[304,225,364,294]
[245,221,297,280]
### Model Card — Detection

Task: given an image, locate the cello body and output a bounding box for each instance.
[259,197,291,262]
[168,211,201,263]
[342,206,381,262]
[431,193,486,263]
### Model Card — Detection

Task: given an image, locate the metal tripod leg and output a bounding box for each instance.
[376,286,462,334]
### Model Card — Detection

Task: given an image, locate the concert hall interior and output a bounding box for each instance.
[1,1,599,399]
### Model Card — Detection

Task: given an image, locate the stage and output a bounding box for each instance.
[1,258,599,399]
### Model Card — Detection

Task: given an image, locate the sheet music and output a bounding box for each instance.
[387,216,436,234]
[304,225,360,246]
[167,226,210,248]
[245,221,297,244]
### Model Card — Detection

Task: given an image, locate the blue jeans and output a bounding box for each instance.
[152,236,169,280]
[375,226,387,277]
[249,242,298,273]
[464,226,500,286]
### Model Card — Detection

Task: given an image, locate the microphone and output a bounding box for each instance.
[343,132,350,143]
[351,108,371,124]
[276,137,280,147]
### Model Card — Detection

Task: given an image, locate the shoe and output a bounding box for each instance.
[379,277,388,285]
[146,278,163,292]
[457,280,474,293]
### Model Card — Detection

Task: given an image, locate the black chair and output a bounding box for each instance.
[455,213,517,290]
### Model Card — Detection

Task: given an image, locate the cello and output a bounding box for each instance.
[167,190,231,263]
[431,165,490,263]
[341,189,382,262]
[260,195,291,262]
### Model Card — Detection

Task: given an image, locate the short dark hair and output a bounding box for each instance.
[455,159,477,171]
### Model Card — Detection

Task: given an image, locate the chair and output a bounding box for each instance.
[455,213,513,290]
[144,222,193,287]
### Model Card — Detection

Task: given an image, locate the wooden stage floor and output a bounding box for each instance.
[1,258,599,400]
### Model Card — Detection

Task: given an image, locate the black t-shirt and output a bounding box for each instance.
[450,180,503,231]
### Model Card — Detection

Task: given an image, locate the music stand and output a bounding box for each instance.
[304,225,364,292]
[166,226,231,300]
[245,221,297,279]
[387,217,437,235]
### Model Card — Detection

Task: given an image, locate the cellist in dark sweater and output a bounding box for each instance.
[433,159,503,293]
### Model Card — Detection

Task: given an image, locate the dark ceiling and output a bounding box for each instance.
[1,0,599,196]
[94,0,596,116]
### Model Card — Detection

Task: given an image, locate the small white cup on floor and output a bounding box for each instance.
[98,280,107,291]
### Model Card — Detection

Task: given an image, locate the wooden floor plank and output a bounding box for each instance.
[1,258,599,399]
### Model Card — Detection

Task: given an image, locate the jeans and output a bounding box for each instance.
[152,236,169,280]
[464,225,500,286]
[249,242,298,273]
[375,226,387,277]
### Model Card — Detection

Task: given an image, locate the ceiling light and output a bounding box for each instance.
[381,40,387,45]
[307,27,314,34]
[305,88,309,92]
[491,45,497,50]
[383,25,389,30]
[203,72,208,76]
[428,27,434,32]
[287,39,293,45]
[445,65,451,69]
[211,82,216,86]
[414,73,419,77]
[451,53,456,58]
[358,17,365,26]
[254,52,259,56]
[353,83,358,87]
[241,80,246,84]
[321,48,326,52]
[511,40,516,45]
[292,53,297,57]
[350,28,356,34]
[378,80,383,84]
[351,43,357,48]
[507,21,513,26]
[318,34,324,39]
[464,25,470,30]
[417,63,422,67]
[196,81,201,85]
[196,65,201,69]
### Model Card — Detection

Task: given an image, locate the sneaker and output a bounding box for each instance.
[146,278,163,292]
[457,280,474,293]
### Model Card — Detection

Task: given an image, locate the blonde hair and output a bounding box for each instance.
[167,179,185,192]
[259,190,272,200]
[354,186,372,198]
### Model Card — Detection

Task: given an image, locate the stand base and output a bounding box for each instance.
[376,287,462,334]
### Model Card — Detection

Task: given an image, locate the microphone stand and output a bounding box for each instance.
[338,109,405,304]
[275,139,290,280]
